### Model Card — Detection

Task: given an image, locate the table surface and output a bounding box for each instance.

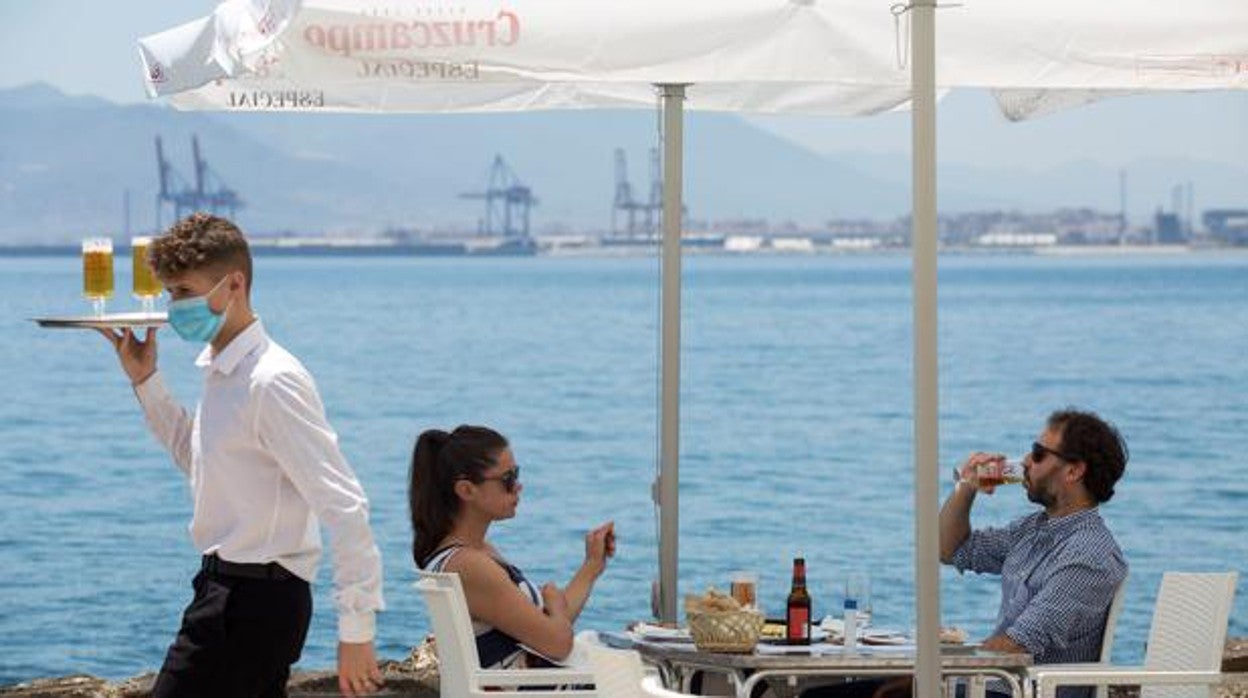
[601,631,1034,671]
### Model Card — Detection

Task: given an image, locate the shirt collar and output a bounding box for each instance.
[195,319,266,375]
[1038,506,1101,536]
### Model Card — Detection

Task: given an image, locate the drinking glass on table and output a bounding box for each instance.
[82,237,114,317]
[131,236,161,313]
[845,571,872,628]
[730,570,758,610]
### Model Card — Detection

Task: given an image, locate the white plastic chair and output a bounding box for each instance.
[1023,575,1128,698]
[584,641,652,698]
[416,570,597,697]
[1031,572,1238,698]
[639,674,698,698]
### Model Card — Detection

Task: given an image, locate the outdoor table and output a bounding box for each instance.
[600,631,1032,698]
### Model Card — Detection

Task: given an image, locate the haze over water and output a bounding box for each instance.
[1,251,1245,684]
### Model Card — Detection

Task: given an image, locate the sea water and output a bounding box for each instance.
[1,251,1244,683]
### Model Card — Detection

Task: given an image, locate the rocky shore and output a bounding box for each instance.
[4,639,1245,697]
[0,657,439,698]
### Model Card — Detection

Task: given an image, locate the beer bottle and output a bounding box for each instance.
[786,556,812,645]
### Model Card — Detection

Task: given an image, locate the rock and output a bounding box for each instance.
[1226,637,1248,673]
[0,661,438,698]
[0,676,113,698]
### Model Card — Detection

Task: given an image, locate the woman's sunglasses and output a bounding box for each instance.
[469,465,521,493]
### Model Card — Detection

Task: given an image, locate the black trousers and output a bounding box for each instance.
[151,566,313,698]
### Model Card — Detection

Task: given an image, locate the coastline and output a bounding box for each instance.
[2,242,1247,259]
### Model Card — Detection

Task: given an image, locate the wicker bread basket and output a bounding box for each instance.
[686,609,765,653]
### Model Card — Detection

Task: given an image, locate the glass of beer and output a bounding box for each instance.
[82,237,114,317]
[131,236,161,313]
[955,459,1023,490]
[730,570,758,610]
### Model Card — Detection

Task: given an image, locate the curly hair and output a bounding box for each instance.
[149,213,252,291]
[1048,409,1129,503]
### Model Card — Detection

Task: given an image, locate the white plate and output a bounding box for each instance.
[34,312,167,330]
[860,630,911,646]
[630,622,692,643]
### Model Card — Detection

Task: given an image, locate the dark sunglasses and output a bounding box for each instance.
[1031,441,1076,464]
[469,465,521,492]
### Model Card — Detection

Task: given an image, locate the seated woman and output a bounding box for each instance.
[410,425,616,668]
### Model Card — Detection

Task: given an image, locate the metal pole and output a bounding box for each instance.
[657,83,686,623]
[911,3,941,698]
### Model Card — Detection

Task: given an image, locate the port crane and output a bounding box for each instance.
[459,155,537,239]
[155,135,243,228]
[613,147,680,237]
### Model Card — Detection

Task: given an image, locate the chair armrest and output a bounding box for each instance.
[477,667,596,687]
[1032,668,1224,698]
[1025,663,1107,678]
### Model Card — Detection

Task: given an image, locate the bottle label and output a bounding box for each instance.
[787,607,810,642]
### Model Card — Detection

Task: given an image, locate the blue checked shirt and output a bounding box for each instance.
[949,507,1126,664]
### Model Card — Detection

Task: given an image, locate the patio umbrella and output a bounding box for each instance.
[138,1,1248,694]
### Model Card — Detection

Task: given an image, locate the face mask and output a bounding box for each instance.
[167,276,231,343]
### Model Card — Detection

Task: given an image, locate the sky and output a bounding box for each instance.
[1,0,1245,171]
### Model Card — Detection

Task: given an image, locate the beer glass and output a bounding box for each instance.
[730,570,758,610]
[956,459,1023,490]
[82,238,114,317]
[131,236,161,313]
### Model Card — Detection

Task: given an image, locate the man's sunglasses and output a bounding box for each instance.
[466,466,521,493]
[1031,441,1076,464]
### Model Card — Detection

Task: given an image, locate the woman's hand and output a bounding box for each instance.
[583,521,616,576]
[541,582,571,619]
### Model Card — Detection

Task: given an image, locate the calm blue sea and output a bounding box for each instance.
[1,252,1245,685]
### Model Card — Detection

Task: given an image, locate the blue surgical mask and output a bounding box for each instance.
[167,276,231,343]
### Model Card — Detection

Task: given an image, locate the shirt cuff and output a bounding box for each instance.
[339,610,376,644]
[132,370,167,403]
[1003,624,1042,656]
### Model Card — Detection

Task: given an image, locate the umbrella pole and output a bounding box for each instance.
[657,83,686,624]
[911,2,941,698]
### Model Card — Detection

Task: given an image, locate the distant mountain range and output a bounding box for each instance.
[1,83,1244,243]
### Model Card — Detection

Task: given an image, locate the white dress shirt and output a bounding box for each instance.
[134,320,384,642]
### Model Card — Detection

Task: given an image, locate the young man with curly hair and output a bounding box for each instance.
[99,213,384,697]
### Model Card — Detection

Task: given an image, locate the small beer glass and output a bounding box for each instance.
[730,570,758,610]
[954,458,1023,490]
[131,236,161,313]
[82,237,114,317]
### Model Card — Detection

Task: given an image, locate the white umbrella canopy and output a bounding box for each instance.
[138,2,1246,696]
[139,0,1245,114]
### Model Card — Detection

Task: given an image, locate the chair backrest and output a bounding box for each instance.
[416,570,484,697]
[1091,576,1129,698]
[1098,576,1128,664]
[1141,571,1238,698]
[584,641,647,698]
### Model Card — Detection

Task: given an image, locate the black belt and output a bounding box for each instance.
[201,554,294,581]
